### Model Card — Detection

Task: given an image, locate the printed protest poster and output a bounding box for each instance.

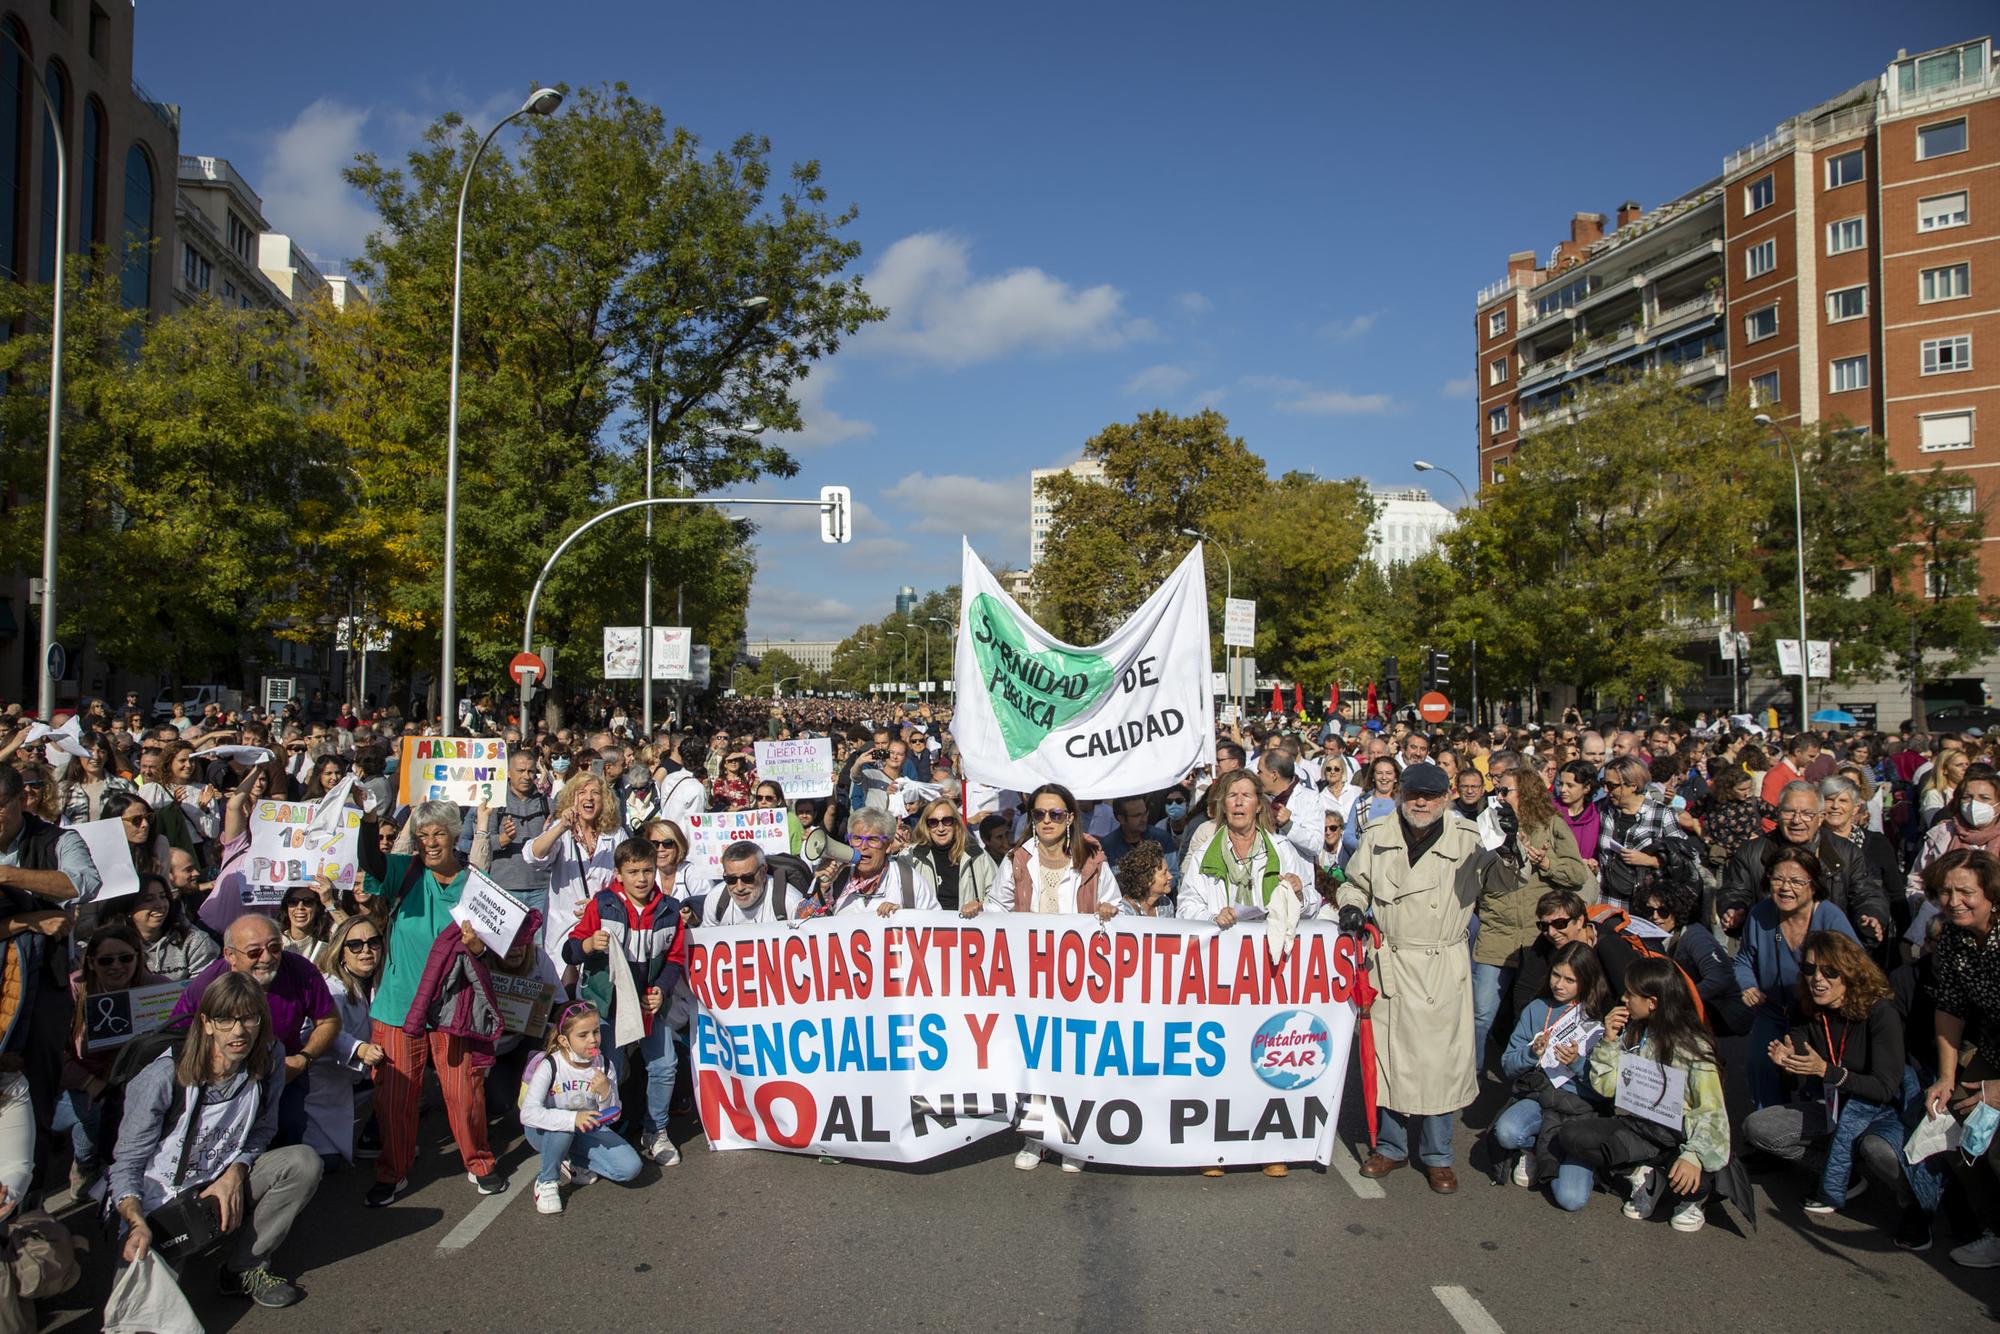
[687,916,1359,1168]
[491,970,557,1039]
[449,869,529,956]
[73,818,141,901]
[753,738,835,800]
[397,737,507,807]
[242,798,362,905]
[603,627,643,680]
[652,627,692,681]
[683,807,789,876]
[954,538,1214,799]
[83,982,183,1052]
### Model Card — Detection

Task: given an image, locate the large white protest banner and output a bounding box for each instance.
[683,807,789,877]
[953,538,1214,799]
[687,915,1358,1167]
[753,738,834,799]
[242,797,362,905]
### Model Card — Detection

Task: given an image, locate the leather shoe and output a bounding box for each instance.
[1262,1163,1288,1178]
[1359,1153,1403,1179]
[1423,1165,1459,1194]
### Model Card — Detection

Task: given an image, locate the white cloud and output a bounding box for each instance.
[257,99,379,270]
[858,232,1146,367]
[1190,385,1229,409]
[1276,389,1394,415]
[744,586,866,640]
[1318,312,1379,341]
[782,366,874,448]
[1176,291,1212,315]
[1123,363,1193,397]
[885,471,1028,545]
[1441,376,1476,399]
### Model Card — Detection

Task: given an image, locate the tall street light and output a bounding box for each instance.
[1755,413,1812,727]
[1415,460,1480,722]
[884,630,908,688]
[1181,527,1235,718]
[1413,459,1474,511]
[927,616,949,694]
[439,84,563,735]
[7,34,67,722]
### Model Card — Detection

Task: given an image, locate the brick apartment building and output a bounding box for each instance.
[1474,36,2000,720]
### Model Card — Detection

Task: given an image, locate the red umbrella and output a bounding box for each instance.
[1293,682,1304,715]
[1269,683,1284,715]
[1352,922,1384,1146]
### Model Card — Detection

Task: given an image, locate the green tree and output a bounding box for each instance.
[1215,470,1377,688]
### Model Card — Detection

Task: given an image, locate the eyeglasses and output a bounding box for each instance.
[209,1016,262,1032]
[227,943,281,961]
[1492,786,1516,797]
[1778,808,1816,821]
[343,936,382,953]
[925,816,958,828]
[1802,962,1842,981]
[849,835,889,848]
[1536,915,1576,933]
[1032,808,1069,823]
[92,952,137,968]
[721,871,763,886]
[1768,876,1813,891]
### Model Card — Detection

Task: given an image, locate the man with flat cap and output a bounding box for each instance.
[1336,761,1502,1194]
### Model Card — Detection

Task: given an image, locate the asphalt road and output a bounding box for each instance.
[37,1054,1999,1334]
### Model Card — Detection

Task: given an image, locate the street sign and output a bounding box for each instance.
[1417,691,1451,724]
[920,680,936,693]
[1223,597,1257,649]
[1210,671,1227,696]
[509,651,546,686]
[44,643,64,681]
[820,485,852,544]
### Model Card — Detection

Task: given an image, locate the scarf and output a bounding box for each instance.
[1200,826,1282,907]
[1950,816,2000,852]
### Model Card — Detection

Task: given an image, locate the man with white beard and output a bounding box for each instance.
[1336,762,1501,1196]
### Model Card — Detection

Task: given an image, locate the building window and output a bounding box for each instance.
[182,243,210,292]
[1921,263,1971,303]
[1829,356,1868,393]
[1923,335,1972,376]
[1488,356,1508,386]
[1487,308,1507,337]
[1919,191,1969,232]
[226,212,252,263]
[1825,286,1867,322]
[1825,149,1864,189]
[119,144,153,311]
[1749,371,1780,408]
[1918,410,1974,453]
[1745,174,1774,213]
[1917,118,1969,161]
[86,4,106,63]
[1942,485,1977,516]
[1745,238,1776,279]
[1826,217,1864,255]
[1488,406,1509,436]
[80,97,102,247]
[1745,304,1779,342]
[37,60,64,285]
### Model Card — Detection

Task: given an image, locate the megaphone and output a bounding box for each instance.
[802,827,860,866]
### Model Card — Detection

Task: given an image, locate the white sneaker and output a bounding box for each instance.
[534,1181,563,1215]
[1951,1231,2000,1269]
[1670,1200,1707,1233]
[643,1130,681,1167]
[1060,1158,1082,1174]
[1013,1147,1041,1172]
[1512,1153,1532,1187]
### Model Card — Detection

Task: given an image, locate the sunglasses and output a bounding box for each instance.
[721,871,763,886]
[93,952,138,968]
[1632,903,1668,921]
[1536,915,1576,933]
[282,896,317,909]
[925,816,958,828]
[228,943,281,961]
[343,937,382,953]
[1801,962,1842,981]
[1032,808,1069,823]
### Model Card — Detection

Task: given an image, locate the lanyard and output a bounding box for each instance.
[1820,1013,1847,1119]
[1541,1002,1577,1046]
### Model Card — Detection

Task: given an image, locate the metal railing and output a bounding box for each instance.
[1724,124,1796,177]
[1476,273,1521,306]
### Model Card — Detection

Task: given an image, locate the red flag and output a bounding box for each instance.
[1365,680,1378,719]
[1329,681,1341,716]
[1269,683,1284,714]
[1293,682,1304,715]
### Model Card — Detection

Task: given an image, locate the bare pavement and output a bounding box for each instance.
[38,1056,1997,1333]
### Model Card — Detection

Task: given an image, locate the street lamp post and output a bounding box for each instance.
[885,631,908,689]
[1755,414,1812,728]
[927,616,949,694]
[6,35,67,722]
[439,85,563,736]
[1181,527,1234,718]
[1415,460,1480,723]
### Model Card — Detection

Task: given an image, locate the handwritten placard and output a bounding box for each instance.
[83,982,184,1052]
[242,798,361,905]
[753,738,834,800]
[449,869,529,956]
[491,970,557,1039]
[683,807,789,876]
[397,737,507,807]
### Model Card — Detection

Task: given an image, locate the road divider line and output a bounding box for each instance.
[1330,1153,1386,1199]
[1432,1285,1503,1334]
[435,1167,532,1254]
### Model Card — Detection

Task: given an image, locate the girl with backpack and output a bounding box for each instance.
[520,1001,641,1216]
[1544,956,1731,1232]
[1491,942,1612,1188]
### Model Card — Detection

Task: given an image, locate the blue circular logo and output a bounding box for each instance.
[1250,1010,1331,1089]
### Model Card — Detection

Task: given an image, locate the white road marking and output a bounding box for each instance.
[435,1166,532,1253]
[1330,1152,1387,1199]
[1432,1285,1504,1334]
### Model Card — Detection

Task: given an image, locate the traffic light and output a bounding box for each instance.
[1432,650,1451,693]
[1419,646,1433,692]
[1381,656,1400,708]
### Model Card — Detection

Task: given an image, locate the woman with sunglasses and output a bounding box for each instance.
[813,807,941,917]
[1472,767,1588,1076]
[101,789,169,883]
[57,924,153,1194]
[114,873,220,983]
[1733,846,1862,1108]
[974,784,1116,922]
[303,915,389,1166]
[1629,880,1739,1032]
[278,886,334,966]
[908,798,992,912]
[1742,930,1916,1225]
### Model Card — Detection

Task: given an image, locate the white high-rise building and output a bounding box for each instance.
[1366,487,1457,569]
[1029,458,1107,566]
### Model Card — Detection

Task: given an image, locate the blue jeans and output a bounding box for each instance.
[1471,963,1514,1076]
[1898,1065,1946,1214]
[1491,1098,1543,1153]
[1747,1009,1789,1110]
[51,1087,99,1168]
[524,1125,644,1185]
[611,1019,680,1136]
[1376,1109,1454,1168]
[1551,1161,1599,1211]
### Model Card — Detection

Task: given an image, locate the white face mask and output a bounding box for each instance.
[1968,798,1997,829]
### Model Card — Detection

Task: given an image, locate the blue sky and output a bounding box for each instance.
[141,1,1994,642]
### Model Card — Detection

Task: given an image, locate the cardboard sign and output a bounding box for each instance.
[73,818,142,902]
[490,970,557,1039]
[397,737,507,807]
[1614,1052,1687,1130]
[243,798,361,904]
[683,807,789,877]
[449,869,530,956]
[753,738,835,800]
[82,982,183,1052]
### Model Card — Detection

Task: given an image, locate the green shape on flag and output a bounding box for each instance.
[968,593,1115,760]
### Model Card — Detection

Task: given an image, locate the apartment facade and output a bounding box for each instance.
[1029,457,1106,567]
[1365,487,1457,569]
[1474,36,2000,720]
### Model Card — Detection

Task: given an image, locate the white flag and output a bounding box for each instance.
[952,538,1214,799]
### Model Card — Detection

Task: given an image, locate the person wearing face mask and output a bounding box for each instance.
[1905,762,2000,950]
[1153,784,1197,857]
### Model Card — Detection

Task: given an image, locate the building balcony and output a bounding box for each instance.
[1675,351,1724,382]
[1475,273,1522,306]
[1724,125,1796,178]
[1650,292,1724,337]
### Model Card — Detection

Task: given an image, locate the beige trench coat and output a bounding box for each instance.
[1337,811,1501,1117]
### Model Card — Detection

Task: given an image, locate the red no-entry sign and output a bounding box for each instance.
[1418,691,1451,724]
[509,651,546,686]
